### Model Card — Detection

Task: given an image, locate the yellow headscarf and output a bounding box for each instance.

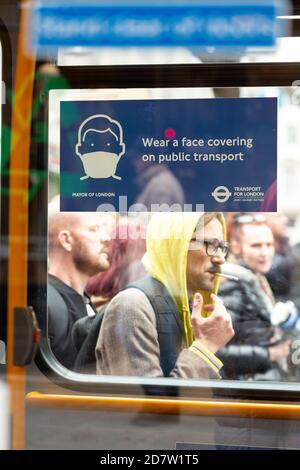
[143,212,226,346]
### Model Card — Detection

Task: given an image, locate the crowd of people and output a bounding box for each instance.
[47,206,300,382]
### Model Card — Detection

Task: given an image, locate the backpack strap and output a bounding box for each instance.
[73,304,107,373]
[124,277,184,376]
[48,283,70,348]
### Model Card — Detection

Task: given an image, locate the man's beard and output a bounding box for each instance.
[73,244,109,276]
[190,269,216,293]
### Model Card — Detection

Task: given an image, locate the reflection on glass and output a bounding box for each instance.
[47,85,300,384]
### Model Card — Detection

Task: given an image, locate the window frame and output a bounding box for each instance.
[31,61,300,400]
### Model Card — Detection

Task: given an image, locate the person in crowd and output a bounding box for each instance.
[265,212,294,301]
[261,213,300,342]
[86,218,147,309]
[71,218,147,373]
[95,212,234,378]
[264,213,300,329]
[47,208,111,369]
[218,213,291,381]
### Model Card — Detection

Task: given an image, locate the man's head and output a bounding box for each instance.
[48,211,112,277]
[186,213,228,294]
[229,214,275,274]
[75,114,125,179]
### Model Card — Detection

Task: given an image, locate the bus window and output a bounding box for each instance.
[1,0,299,453]
[31,72,300,397]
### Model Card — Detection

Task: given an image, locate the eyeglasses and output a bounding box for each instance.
[233,214,266,225]
[190,237,230,257]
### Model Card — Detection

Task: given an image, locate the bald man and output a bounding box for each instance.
[48,210,111,369]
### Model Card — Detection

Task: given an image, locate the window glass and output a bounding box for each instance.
[46,82,300,385]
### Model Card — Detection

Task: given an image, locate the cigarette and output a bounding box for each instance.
[216,272,239,281]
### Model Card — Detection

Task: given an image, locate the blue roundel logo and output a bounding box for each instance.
[211,186,232,203]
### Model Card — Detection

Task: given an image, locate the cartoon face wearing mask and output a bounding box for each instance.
[75,114,126,181]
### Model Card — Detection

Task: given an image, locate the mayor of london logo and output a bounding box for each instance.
[211,185,232,203]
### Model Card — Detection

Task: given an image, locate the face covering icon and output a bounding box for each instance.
[79,151,121,180]
[76,114,126,181]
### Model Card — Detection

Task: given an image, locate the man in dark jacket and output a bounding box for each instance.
[48,208,111,368]
[218,215,291,381]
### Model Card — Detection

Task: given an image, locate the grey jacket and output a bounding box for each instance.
[96,287,222,379]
